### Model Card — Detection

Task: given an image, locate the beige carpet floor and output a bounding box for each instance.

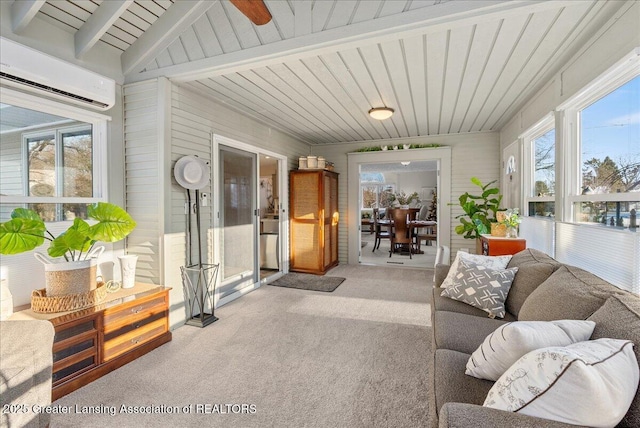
[51,265,433,428]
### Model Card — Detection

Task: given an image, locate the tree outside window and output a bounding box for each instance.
[533,129,555,197]
[25,127,93,221]
[577,75,639,227]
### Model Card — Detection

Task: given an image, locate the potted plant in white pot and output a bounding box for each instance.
[0,202,136,297]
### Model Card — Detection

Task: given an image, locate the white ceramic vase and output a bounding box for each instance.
[0,276,13,321]
[119,255,138,289]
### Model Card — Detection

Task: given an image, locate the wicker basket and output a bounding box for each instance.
[31,283,107,313]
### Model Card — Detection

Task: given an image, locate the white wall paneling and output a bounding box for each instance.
[123,78,165,286]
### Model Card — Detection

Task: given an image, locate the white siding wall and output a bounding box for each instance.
[123,80,310,328]
[169,83,310,239]
[315,131,500,262]
[123,80,164,285]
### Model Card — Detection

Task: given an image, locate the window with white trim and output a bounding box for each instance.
[23,125,93,221]
[0,90,108,223]
[523,117,556,218]
[361,183,395,209]
[561,63,640,230]
[573,75,639,228]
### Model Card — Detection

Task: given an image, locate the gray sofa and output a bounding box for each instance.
[0,320,55,428]
[430,248,640,428]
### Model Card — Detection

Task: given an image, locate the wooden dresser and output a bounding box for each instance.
[290,169,339,274]
[11,284,171,400]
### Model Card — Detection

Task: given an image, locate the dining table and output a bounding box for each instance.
[377,219,437,254]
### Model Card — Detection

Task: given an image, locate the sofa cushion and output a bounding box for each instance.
[441,251,512,289]
[588,294,640,427]
[484,339,639,428]
[504,248,561,317]
[441,259,518,319]
[506,248,560,269]
[518,265,625,321]
[434,349,494,417]
[434,311,508,354]
[438,403,582,428]
[466,320,596,381]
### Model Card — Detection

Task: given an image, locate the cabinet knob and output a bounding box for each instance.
[131,339,140,344]
[132,308,141,314]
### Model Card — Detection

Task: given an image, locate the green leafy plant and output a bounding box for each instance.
[390,191,420,206]
[0,202,136,261]
[454,177,503,240]
[500,208,521,228]
[353,146,383,152]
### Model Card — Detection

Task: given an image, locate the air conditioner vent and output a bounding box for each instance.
[0,37,115,111]
[0,72,109,109]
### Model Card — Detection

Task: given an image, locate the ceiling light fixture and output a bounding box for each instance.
[368,107,394,120]
[401,161,411,166]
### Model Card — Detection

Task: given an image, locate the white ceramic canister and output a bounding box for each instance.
[318,157,326,169]
[298,156,308,169]
[307,156,318,168]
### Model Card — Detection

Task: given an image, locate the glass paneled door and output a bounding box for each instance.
[218,145,257,299]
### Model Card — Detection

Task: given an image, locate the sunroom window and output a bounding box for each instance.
[574,75,639,228]
[523,118,556,219]
[0,89,107,223]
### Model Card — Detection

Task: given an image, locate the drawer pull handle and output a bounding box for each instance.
[131,339,140,344]
[134,323,141,329]
[132,308,141,314]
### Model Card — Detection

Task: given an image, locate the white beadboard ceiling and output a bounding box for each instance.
[9,0,627,144]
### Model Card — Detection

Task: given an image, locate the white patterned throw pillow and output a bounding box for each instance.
[484,338,639,428]
[440,259,518,319]
[466,320,596,381]
[441,251,512,289]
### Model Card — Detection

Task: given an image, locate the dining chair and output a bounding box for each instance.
[389,208,416,258]
[372,208,390,251]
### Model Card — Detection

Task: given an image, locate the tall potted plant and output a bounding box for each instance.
[0,202,136,296]
[454,177,503,252]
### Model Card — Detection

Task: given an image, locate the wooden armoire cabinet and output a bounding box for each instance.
[289,169,339,274]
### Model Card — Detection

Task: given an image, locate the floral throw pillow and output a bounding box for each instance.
[484,338,639,427]
[440,259,518,318]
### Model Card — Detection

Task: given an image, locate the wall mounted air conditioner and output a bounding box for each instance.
[0,37,115,111]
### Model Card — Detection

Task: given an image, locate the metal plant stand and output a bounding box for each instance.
[181,262,218,327]
[175,156,220,327]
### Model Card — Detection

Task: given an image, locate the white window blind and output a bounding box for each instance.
[555,222,640,294]
[520,217,555,258]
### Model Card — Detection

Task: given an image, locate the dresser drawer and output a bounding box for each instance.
[54,317,98,343]
[103,294,167,332]
[103,317,167,362]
